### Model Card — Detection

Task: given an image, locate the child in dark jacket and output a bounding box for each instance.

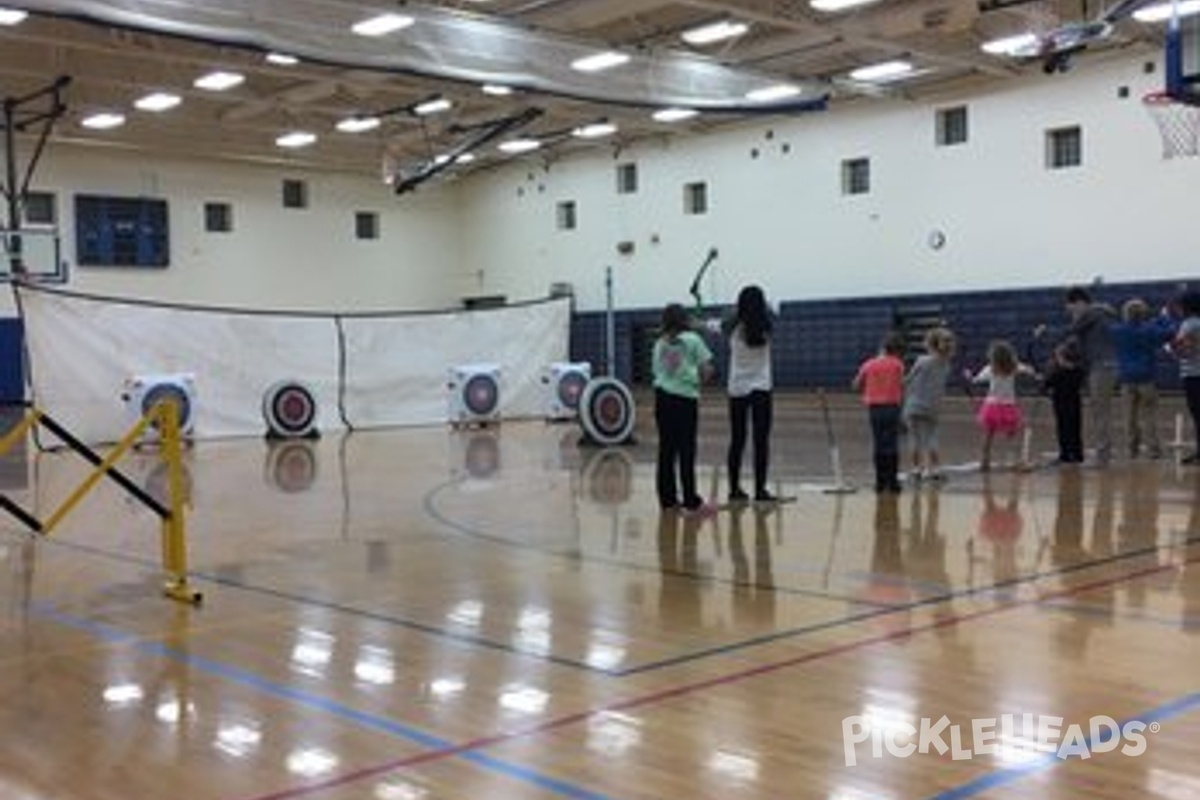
[1042,341,1085,465]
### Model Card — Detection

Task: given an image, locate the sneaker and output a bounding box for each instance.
[728,488,750,503]
[754,490,777,503]
[923,469,946,482]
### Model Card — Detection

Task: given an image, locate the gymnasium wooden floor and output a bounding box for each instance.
[2,391,1199,800]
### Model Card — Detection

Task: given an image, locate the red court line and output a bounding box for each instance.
[237,554,1189,800]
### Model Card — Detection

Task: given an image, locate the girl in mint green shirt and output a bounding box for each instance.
[653,303,715,513]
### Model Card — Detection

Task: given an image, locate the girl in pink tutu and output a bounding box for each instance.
[968,340,1037,471]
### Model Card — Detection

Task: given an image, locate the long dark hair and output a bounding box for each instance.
[733,285,772,348]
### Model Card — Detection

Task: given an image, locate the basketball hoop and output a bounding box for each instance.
[1143,91,1200,159]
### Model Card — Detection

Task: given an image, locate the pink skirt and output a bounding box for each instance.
[977,399,1023,436]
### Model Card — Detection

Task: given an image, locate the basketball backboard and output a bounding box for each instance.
[1,228,66,283]
[1166,9,1200,106]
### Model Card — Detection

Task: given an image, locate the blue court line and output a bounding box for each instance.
[927,691,1200,800]
[47,537,612,673]
[37,525,1200,679]
[30,601,614,800]
[42,535,897,679]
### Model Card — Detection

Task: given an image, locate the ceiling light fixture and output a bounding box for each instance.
[498,138,541,153]
[1133,0,1200,22]
[573,122,617,138]
[745,83,802,102]
[0,7,28,25]
[570,51,631,73]
[652,107,699,122]
[414,97,452,115]
[81,112,126,130]
[266,52,300,66]
[194,71,245,91]
[276,131,317,148]
[849,60,914,82]
[456,152,477,164]
[481,84,513,96]
[336,116,381,133]
[810,0,882,11]
[681,20,750,46]
[134,92,182,112]
[351,13,414,37]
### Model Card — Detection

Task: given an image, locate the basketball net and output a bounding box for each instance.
[1145,0,1200,159]
[1144,91,1200,159]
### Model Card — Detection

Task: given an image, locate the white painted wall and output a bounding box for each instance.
[4,49,1197,321]
[2,146,464,315]
[460,49,1200,312]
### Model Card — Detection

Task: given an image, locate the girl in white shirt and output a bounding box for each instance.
[969,339,1037,471]
[724,285,775,502]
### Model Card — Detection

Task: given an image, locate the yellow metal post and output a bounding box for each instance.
[157,400,202,605]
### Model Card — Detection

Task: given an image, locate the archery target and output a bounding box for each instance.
[448,364,501,423]
[262,380,318,438]
[122,373,196,440]
[578,377,635,446]
[544,362,591,419]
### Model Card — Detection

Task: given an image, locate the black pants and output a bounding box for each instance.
[1186,376,1200,453]
[655,389,701,509]
[727,390,772,495]
[869,404,901,491]
[1051,383,1084,462]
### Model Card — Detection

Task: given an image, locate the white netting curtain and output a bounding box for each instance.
[16,285,570,445]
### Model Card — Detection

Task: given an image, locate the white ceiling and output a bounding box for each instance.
[0,1,1169,191]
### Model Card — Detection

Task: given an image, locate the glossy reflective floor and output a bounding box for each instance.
[2,392,1199,800]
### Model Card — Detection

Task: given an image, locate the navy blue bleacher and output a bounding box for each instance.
[571,278,1191,391]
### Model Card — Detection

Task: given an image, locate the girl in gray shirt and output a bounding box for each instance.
[902,327,956,480]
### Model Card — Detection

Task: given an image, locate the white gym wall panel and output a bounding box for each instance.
[14,146,463,312]
[458,51,1199,312]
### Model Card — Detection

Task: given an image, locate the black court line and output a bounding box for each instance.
[40,534,891,676]
[616,533,1200,675]
[23,519,1200,679]
[421,476,892,608]
[38,536,614,672]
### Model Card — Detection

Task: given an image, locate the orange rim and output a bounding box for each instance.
[1143,91,1179,105]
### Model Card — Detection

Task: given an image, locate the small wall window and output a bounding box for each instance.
[355,211,379,240]
[282,179,308,209]
[684,181,708,215]
[556,200,577,231]
[1046,126,1083,169]
[936,105,968,146]
[204,202,233,233]
[841,158,871,195]
[22,191,57,226]
[616,162,638,194]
